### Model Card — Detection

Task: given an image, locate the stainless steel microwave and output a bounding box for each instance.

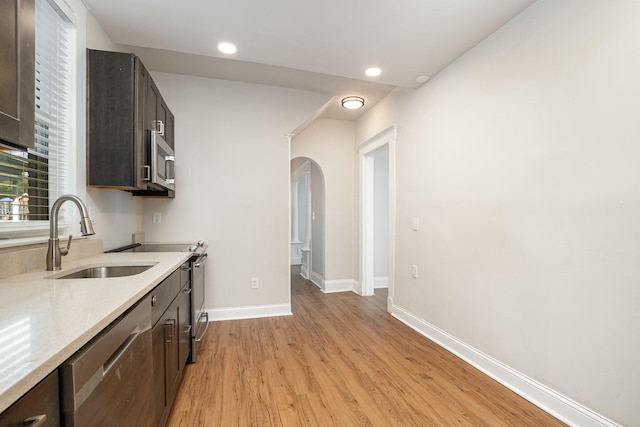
[145,130,175,191]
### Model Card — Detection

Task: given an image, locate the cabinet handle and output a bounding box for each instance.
[195,312,209,343]
[155,120,165,136]
[165,319,176,343]
[184,324,192,334]
[23,414,47,427]
[103,331,140,374]
[143,165,151,181]
[151,295,157,306]
[182,288,192,295]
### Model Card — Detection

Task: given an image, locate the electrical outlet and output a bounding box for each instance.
[251,277,259,289]
[152,212,162,224]
[412,217,420,231]
[412,265,418,278]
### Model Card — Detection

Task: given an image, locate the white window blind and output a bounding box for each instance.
[0,0,74,232]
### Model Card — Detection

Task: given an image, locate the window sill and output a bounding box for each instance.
[0,234,89,251]
[0,221,72,248]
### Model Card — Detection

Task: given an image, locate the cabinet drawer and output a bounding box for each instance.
[150,268,180,326]
[0,371,60,427]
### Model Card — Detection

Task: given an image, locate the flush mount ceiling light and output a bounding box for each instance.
[365,67,382,77]
[341,96,365,110]
[217,42,237,54]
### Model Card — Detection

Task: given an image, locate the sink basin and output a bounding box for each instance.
[54,264,156,279]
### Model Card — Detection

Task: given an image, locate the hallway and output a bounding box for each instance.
[167,269,564,426]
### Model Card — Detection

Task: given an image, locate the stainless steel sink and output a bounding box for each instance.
[54,264,156,279]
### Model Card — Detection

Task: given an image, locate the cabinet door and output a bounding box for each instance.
[152,310,167,426]
[133,57,148,188]
[87,50,142,189]
[164,299,180,403]
[146,76,160,134]
[0,0,35,150]
[0,371,60,427]
[145,75,174,149]
[152,299,180,427]
[159,99,174,149]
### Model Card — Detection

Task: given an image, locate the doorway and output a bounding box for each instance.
[291,157,325,286]
[359,125,396,309]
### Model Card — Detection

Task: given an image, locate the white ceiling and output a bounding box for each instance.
[83,0,536,120]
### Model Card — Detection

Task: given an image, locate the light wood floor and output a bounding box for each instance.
[167,268,565,427]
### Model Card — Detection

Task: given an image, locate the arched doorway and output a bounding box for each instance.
[291,157,325,286]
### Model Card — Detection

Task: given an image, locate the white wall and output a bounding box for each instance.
[292,119,357,284]
[141,73,328,314]
[356,1,640,425]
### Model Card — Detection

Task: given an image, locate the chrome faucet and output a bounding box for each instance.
[46,194,96,271]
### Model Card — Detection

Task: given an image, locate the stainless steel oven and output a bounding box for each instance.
[190,252,208,363]
[108,241,208,363]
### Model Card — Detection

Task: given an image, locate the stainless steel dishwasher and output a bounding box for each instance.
[59,295,155,426]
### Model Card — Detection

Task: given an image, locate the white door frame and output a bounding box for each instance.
[358,125,397,306]
[291,160,312,278]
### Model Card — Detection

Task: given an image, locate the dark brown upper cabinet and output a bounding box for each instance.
[87,49,175,197]
[146,77,175,149]
[0,0,35,150]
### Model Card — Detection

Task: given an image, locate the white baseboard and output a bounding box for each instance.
[390,304,621,427]
[208,304,292,321]
[324,279,358,293]
[374,276,389,288]
[306,271,358,294]
[352,280,364,295]
[309,270,324,290]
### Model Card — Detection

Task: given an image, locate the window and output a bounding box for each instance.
[0,0,74,236]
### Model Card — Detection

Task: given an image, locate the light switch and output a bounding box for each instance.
[412,217,420,231]
[412,265,418,278]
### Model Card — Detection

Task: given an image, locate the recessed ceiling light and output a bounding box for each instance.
[365,67,382,77]
[341,96,365,110]
[416,75,430,84]
[217,42,237,54]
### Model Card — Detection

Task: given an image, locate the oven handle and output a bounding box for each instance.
[165,155,175,184]
[193,253,208,268]
[149,131,158,184]
[194,312,209,343]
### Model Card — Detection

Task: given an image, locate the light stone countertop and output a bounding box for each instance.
[0,251,192,413]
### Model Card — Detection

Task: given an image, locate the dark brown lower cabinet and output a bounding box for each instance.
[1,264,191,427]
[151,264,190,427]
[0,371,60,427]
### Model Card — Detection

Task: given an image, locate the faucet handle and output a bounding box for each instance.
[60,235,73,257]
